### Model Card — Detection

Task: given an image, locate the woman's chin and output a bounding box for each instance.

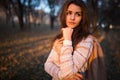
[67,25,76,29]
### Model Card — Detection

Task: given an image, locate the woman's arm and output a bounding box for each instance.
[44,48,60,79]
[44,37,93,79]
[59,37,93,79]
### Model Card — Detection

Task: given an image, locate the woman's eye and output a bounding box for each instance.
[66,11,72,15]
[76,13,82,16]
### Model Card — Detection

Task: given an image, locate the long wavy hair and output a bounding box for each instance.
[53,0,91,49]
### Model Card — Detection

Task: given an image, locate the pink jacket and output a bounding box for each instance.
[44,35,93,80]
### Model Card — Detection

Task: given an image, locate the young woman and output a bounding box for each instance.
[45,0,94,80]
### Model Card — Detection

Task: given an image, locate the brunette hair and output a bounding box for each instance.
[53,0,90,49]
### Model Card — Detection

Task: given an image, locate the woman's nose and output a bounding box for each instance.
[70,14,75,20]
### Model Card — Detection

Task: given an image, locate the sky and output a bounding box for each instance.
[35,0,50,13]
[35,0,102,15]
[35,0,60,16]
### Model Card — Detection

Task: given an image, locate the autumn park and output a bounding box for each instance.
[0,0,120,80]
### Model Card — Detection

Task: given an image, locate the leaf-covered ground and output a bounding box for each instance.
[0,23,120,80]
[0,24,58,80]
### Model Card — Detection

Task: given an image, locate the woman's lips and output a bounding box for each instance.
[68,22,76,25]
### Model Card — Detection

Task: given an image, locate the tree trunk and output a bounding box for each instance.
[18,15,25,30]
[18,0,25,30]
[50,15,54,30]
[91,0,98,29]
[91,0,99,38]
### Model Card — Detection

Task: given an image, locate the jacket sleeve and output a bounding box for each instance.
[44,37,93,79]
[44,48,60,79]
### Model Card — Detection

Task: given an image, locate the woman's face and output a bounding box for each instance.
[66,3,82,28]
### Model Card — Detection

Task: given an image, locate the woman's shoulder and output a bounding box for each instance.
[76,35,94,49]
[77,35,93,44]
[87,34,99,42]
[82,35,94,43]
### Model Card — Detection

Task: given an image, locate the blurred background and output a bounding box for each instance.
[0,0,120,80]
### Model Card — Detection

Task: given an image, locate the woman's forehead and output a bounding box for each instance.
[67,3,82,12]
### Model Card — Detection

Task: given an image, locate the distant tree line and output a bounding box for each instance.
[0,0,119,31]
[0,0,42,30]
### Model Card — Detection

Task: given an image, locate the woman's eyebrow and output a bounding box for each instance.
[67,10,82,13]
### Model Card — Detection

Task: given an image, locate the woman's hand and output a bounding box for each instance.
[62,28,73,40]
[62,73,84,80]
[54,38,64,55]
[68,73,84,80]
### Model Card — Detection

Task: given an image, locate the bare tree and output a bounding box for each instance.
[91,0,98,29]
[0,0,41,30]
[47,0,56,30]
[10,0,40,30]
[0,0,12,23]
[47,0,62,30]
